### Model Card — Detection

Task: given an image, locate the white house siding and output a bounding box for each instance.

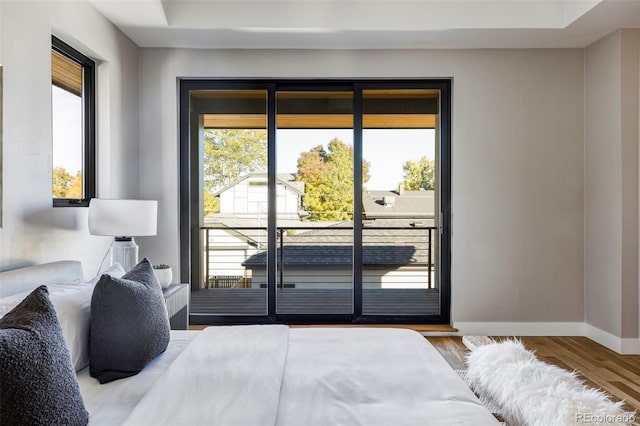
[218,178,299,216]
[219,180,268,215]
[204,229,261,288]
[251,269,352,289]
[276,184,301,216]
[249,267,431,289]
[364,268,433,289]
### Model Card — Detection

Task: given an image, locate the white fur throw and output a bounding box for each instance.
[466,340,634,426]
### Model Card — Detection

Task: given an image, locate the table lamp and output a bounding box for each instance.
[88,199,158,272]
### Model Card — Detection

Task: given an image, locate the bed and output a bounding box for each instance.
[0,261,499,425]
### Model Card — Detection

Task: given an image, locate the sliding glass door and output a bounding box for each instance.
[361,89,440,315]
[191,89,269,316]
[180,80,451,325]
[274,89,355,315]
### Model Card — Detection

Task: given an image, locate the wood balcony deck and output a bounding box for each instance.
[190,288,440,316]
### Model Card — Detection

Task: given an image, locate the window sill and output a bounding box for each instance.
[53,198,91,208]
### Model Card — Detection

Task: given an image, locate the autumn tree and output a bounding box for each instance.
[296,138,370,221]
[403,156,435,191]
[52,167,82,198]
[203,129,267,215]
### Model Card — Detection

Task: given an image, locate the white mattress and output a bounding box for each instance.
[81,326,498,426]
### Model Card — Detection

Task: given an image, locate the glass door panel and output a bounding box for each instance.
[361,89,440,316]
[194,89,269,316]
[275,91,354,314]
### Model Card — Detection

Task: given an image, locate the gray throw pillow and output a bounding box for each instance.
[89,258,170,384]
[0,285,89,426]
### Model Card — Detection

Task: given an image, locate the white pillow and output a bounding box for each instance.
[0,263,125,371]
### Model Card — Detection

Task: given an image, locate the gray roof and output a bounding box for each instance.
[362,190,434,219]
[243,244,424,269]
[243,223,433,268]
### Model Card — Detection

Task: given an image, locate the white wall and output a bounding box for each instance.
[619,30,640,340]
[0,1,139,276]
[584,32,622,337]
[138,48,585,324]
[585,29,640,346]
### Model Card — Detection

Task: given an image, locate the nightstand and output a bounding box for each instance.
[162,284,190,330]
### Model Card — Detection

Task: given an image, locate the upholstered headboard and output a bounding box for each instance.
[0,261,84,298]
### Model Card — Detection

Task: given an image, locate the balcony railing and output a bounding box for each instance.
[201,224,437,291]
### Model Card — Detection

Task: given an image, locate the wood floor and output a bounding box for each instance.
[428,336,640,413]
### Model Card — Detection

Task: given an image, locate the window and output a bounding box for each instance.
[51,36,95,207]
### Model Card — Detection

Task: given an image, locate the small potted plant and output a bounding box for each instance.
[153,264,173,289]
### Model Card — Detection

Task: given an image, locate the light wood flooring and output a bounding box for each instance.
[428,336,640,414]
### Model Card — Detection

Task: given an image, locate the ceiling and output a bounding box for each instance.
[88,0,640,49]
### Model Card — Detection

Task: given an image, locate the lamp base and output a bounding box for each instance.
[111,237,139,272]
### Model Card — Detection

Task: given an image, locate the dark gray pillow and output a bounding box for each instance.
[90,258,170,384]
[0,285,89,426]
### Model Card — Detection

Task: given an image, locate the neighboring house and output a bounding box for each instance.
[363,189,435,222]
[204,173,308,287]
[215,173,305,220]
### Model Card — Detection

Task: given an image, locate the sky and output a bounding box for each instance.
[52,86,82,174]
[276,128,435,190]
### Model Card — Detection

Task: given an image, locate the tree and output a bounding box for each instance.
[203,191,220,216]
[203,129,267,215]
[52,167,82,198]
[403,156,435,191]
[296,138,370,221]
[67,172,83,198]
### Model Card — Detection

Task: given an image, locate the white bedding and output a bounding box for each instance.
[77,331,199,426]
[114,326,498,426]
[276,328,499,426]
[124,325,289,426]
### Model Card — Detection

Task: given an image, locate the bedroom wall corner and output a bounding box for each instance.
[0,2,140,276]
[619,29,640,342]
[584,29,640,349]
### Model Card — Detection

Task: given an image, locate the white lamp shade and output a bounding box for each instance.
[88,199,158,237]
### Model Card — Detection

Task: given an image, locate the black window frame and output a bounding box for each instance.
[180,79,451,326]
[51,35,96,207]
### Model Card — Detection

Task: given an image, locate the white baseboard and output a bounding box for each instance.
[446,322,640,355]
[452,322,585,337]
[584,323,640,355]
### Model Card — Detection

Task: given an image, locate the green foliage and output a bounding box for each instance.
[296,138,370,221]
[153,264,171,269]
[203,191,220,216]
[52,167,82,198]
[202,129,267,215]
[403,156,435,191]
